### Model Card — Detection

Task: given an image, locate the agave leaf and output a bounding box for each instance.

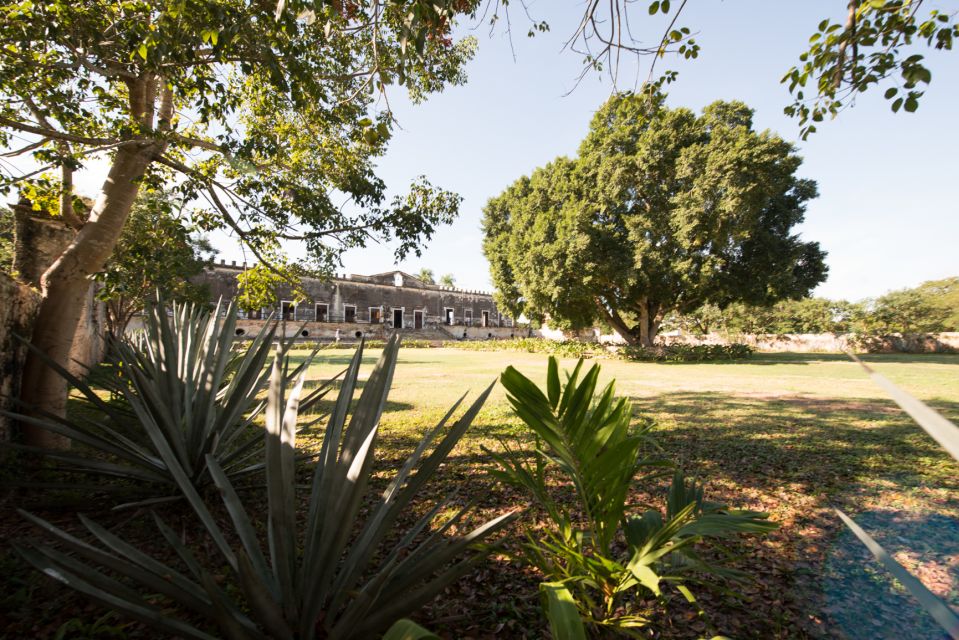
[302,337,400,630]
[265,347,304,615]
[331,385,492,604]
[17,545,219,640]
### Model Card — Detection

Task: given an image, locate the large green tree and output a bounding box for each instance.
[0,0,480,432]
[95,190,213,338]
[483,94,828,347]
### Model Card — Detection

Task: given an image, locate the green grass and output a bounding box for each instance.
[299,348,959,639]
[5,349,957,639]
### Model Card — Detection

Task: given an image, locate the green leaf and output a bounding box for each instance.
[648,1,660,15]
[539,582,587,640]
[884,87,898,99]
[381,619,439,640]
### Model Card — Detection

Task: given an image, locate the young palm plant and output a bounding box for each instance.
[17,336,516,639]
[487,357,776,637]
[6,297,338,506]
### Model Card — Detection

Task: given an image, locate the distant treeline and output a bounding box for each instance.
[665,277,959,336]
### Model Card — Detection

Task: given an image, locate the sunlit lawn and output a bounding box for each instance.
[298,347,959,639]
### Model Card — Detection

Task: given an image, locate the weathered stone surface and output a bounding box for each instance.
[0,272,40,442]
[13,204,105,374]
[200,264,514,330]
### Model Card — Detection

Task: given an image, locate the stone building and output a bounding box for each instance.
[199,261,518,339]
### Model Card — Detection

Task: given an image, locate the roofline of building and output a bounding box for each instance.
[206,260,496,297]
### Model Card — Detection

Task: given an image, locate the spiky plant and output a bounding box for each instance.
[6,297,338,506]
[18,336,516,639]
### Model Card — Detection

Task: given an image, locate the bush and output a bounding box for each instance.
[18,337,516,639]
[8,297,339,507]
[445,337,598,359]
[486,357,776,635]
[620,342,753,362]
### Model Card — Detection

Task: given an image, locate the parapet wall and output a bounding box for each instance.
[656,332,959,354]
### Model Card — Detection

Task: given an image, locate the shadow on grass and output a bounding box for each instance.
[352,387,959,639]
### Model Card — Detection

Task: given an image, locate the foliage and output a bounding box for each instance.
[486,358,776,634]
[0,205,12,272]
[6,298,336,505]
[439,273,456,288]
[417,268,436,284]
[785,1,959,139]
[444,337,598,359]
[913,277,959,331]
[482,93,827,347]
[94,190,213,337]
[0,0,483,291]
[858,283,953,334]
[17,336,516,639]
[620,343,754,363]
[235,262,309,314]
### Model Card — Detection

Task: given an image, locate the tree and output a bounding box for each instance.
[857,286,950,334]
[417,267,435,284]
[0,206,12,272]
[235,262,307,316]
[439,273,456,287]
[913,277,959,331]
[1,0,482,430]
[95,191,212,338]
[508,1,957,136]
[483,94,828,347]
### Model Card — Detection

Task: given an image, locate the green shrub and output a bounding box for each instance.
[7,298,339,507]
[620,342,753,362]
[445,337,598,359]
[18,337,516,639]
[486,357,776,635]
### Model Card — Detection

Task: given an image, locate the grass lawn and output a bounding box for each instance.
[298,348,959,639]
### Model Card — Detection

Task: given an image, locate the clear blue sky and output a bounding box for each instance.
[314,1,958,301]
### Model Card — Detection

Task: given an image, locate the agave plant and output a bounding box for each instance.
[6,297,339,506]
[18,336,516,639]
[487,357,776,637]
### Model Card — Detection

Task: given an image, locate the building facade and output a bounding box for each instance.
[201,262,514,332]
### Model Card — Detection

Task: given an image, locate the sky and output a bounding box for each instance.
[13,2,959,301]
[326,1,959,301]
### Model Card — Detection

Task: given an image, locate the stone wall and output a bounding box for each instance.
[653,332,959,354]
[0,273,40,442]
[13,205,106,374]
[199,264,514,329]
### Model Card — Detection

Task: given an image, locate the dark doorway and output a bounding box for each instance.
[414,310,424,329]
[281,301,295,321]
[444,308,454,325]
[393,308,404,328]
[344,305,356,323]
[370,307,382,324]
[481,310,489,327]
[315,303,328,322]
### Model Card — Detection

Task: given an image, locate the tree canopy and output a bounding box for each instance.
[483,93,828,346]
[439,273,456,287]
[1,0,486,424]
[95,191,212,337]
[417,267,436,284]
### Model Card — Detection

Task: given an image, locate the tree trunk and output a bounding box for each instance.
[19,143,157,447]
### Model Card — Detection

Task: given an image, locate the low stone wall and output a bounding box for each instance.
[127,317,522,343]
[0,273,41,443]
[657,332,959,354]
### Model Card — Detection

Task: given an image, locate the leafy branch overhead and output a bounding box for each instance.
[0,0,477,274]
